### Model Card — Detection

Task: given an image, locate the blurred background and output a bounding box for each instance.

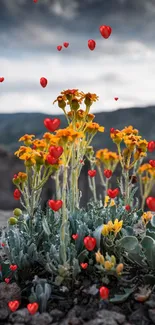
[0,0,155,214]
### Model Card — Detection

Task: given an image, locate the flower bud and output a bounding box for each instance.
[104,261,113,270]
[13,208,22,217]
[102,225,109,236]
[9,217,18,225]
[71,99,80,111]
[116,263,124,274]
[111,255,116,266]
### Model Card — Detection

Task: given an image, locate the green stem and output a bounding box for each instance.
[60,165,68,264]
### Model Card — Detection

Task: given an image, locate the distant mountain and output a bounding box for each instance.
[0,106,155,211]
[0,106,155,153]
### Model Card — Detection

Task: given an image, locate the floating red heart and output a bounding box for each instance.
[114,97,118,101]
[146,197,155,211]
[125,205,131,211]
[99,25,112,39]
[99,286,109,300]
[80,263,88,269]
[49,146,63,159]
[0,77,4,82]
[8,300,20,312]
[84,236,96,251]
[40,77,48,88]
[48,200,63,211]
[72,234,79,240]
[147,141,155,152]
[46,154,58,165]
[57,45,62,51]
[27,302,39,315]
[33,0,38,2]
[44,118,60,132]
[107,188,119,198]
[5,278,10,284]
[63,42,69,48]
[104,169,112,179]
[88,39,96,51]
[13,189,21,200]
[149,160,155,167]
[10,264,18,271]
[88,170,96,177]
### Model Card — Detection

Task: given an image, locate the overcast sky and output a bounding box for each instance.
[0,0,155,114]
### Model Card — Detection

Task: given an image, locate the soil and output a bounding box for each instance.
[1,270,155,325]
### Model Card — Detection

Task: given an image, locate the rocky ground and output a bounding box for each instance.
[0,210,11,228]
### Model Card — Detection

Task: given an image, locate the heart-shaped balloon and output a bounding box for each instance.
[44,118,60,132]
[40,77,48,88]
[88,170,96,177]
[48,200,63,211]
[84,236,96,251]
[146,197,155,211]
[72,234,79,240]
[49,146,63,159]
[149,160,155,167]
[63,42,69,48]
[107,188,119,198]
[104,169,112,178]
[88,39,96,51]
[8,300,20,312]
[0,77,4,82]
[99,25,112,39]
[114,97,118,101]
[27,302,39,315]
[80,263,88,269]
[46,154,58,165]
[57,45,62,51]
[5,278,10,284]
[9,264,18,271]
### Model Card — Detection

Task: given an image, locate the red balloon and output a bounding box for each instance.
[40,77,48,88]
[57,45,62,51]
[48,200,63,211]
[146,197,155,211]
[104,169,112,179]
[63,42,69,48]
[114,97,118,101]
[107,188,119,199]
[83,236,96,251]
[88,39,96,51]
[99,25,112,39]
[49,146,63,159]
[147,141,155,152]
[0,77,4,82]
[99,286,109,300]
[44,118,60,132]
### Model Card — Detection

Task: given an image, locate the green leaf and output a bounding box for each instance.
[151,216,155,228]
[110,288,135,303]
[42,217,51,236]
[93,225,103,249]
[117,236,139,251]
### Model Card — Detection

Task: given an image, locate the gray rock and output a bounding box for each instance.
[9,308,32,324]
[49,309,65,321]
[86,310,126,325]
[0,304,10,320]
[148,309,155,323]
[30,312,53,325]
[0,282,21,306]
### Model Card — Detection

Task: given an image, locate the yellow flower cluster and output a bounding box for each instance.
[102,219,123,236]
[104,196,115,207]
[142,211,153,224]
[95,251,124,275]
[96,149,119,169]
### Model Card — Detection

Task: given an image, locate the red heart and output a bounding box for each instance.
[149,160,155,167]
[13,189,21,200]
[49,146,63,159]
[0,77,4,82]
[5,278,10,284]
[40,77,48,88]
[44,118,60,132]
[114,97,118,101]
[48,200,63,211]
[57,45,62,51]
[99,25,112,39]
[72,234,79,240]
[10,264,18,271]
[104,169,112,179]
[107,188,119,198]
[84,236,96,251]
[147,141,155,153]
[27,302,39,315]
[8,300,20,312]
[46,154,58,165]
[146,197,155,211]
[33,0,38,2]
[88,170,96,177]
[63,42,69,48]
[99,286,109,300]
[88,39,96,51]
[80,263,88,269]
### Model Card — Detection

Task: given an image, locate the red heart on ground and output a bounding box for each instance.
[57,45,62,51]
[107,188,119,198]
[88,39,96,51]
[27,302,39,315]
[63,42,69,48]
[48,200,63,211]
[40,77,48,88]
[0,77,4,82]
[8,300,20,312]
[99,25,112,39]
[146,197,155,211]
[44,118,60,132]
[49,146,63,159]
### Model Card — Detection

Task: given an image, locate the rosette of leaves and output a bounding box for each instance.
[29,276,52,312]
